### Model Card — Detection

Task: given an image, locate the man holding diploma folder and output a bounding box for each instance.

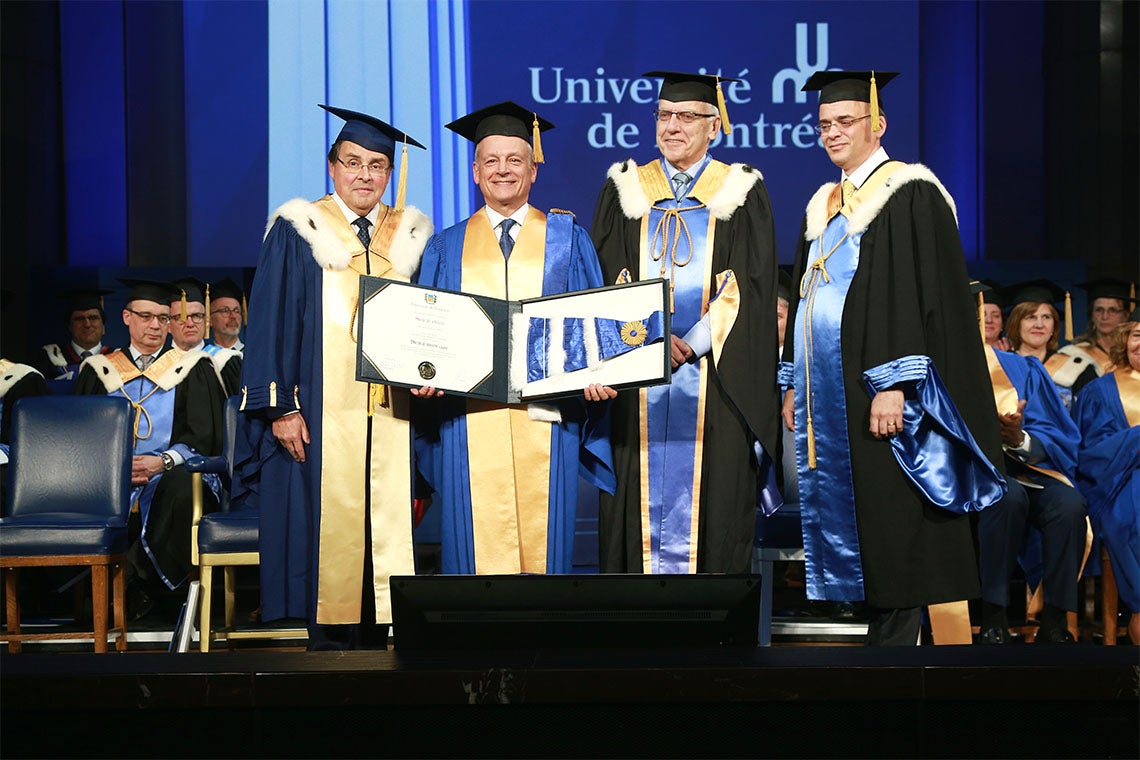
[414,101,616,575]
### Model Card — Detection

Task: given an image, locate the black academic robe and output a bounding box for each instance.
[0,362,50,445]
[783,163,1005,609]
[74,345,225,588]
[591,158,780,573]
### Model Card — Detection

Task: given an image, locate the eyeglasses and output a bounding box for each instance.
[813,115,872,135]
[71,315,103,323]
[173,313,206,324]
[337,157,392,177]
[211,307,242,317]
[1093,306,1126,317]
[127,309,171,325]
[652,109,717,124]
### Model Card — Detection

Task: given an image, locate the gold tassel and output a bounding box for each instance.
[532,113,545,164]
[870,71,881,132]
[395,137,408,212]
[180,290,187,322]
[1064,290,1073,342]
[977,291,986,343]
[1131,281,1136,301]
[806,418,817,469]
[204,283,211,339]
[716,76,731,135]
[241,293,248,326]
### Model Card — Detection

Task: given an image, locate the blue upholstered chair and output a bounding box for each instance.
[187,397,303,652]
[1,396,134,653]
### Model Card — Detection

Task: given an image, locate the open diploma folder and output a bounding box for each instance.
[357,277,671,403]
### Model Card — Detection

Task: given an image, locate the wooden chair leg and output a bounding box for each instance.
[91,564,109,653]
[199,565,213,653]
[113,561,128,652]
[5,567,22,654]
[1102,549,1119,646]
[224,566,237,632]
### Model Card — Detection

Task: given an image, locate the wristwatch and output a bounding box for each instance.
[160,452,176,471]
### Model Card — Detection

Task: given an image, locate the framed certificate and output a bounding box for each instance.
[357,278,671,402]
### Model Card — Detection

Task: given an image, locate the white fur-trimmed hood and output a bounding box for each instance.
[266,199,432,276]
[83,350,212,394]
[0,361,42,399]
[803,163,958,242]
[607,159,762,222]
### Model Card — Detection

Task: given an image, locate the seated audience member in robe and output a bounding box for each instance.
[978,278,1010,352]
[780,70,1006,646]
[33,288,115,394]
[975,287,1088,643]
[413,101,615,576]
[207,277,246,354]
[1073,318,1140,644]
[1071,278,1135,374]
[1004,279,1098,408]
[169,277,242,396]
[591,71,780,575]
[73,278,226,621]
[238,105,430,650]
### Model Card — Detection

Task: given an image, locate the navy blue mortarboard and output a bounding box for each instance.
[802,70,899,133]
[446,101,554,162]
[208,277,247,332]
[117,278,177,306]
[319,104,425,158]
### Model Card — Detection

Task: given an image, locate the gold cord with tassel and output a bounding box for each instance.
[180,289,187,322]
[976,289,986,343]
[532,114,545,164]
[716,76,731,135]
[241,293,248,326]
[204,283,211,339]
[395,136,408,212]
[870,70,881,132]
[1064,290,1074,342]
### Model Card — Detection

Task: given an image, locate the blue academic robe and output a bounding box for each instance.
[1074,369,1140,609]
[414,207,614,575]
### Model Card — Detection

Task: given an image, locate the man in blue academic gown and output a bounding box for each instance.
[781,71,1006,645]
[73,278,226,620]
[237,106,431,649]
[414,101,615,575]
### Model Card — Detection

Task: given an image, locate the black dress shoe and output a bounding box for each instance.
[1036,624,1075,643]
[978,625,1010,644]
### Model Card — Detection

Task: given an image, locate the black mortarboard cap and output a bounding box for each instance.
[801,70,899,104]
[1076,277,1137,305]
[170,277,207,304]
[446,101,554,162]
[319,104,425,158]
[977,278,1005,307]
[643,70,740,134]
[968,280,993,342]
[777,268,793,303]
[58,287,113,315]
[209,278,244,302]
[1002,278,1066,307]
[117,277,178,305]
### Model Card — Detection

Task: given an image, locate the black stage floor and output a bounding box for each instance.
[2,645,1136,759]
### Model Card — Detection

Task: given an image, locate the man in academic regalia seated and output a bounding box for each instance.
[168,277,242,396]
[33,287,115,394]
[780,70,1007,645]
[206,277,246,354]
[413,101,616,576]
[73,278,226,621]
[237,105,431,650]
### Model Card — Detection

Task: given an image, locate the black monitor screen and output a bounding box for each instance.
[390,574,760,651]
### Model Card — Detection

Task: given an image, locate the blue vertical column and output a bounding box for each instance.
[60,0,128,267]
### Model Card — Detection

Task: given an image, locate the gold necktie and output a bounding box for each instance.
[841,179,856,206]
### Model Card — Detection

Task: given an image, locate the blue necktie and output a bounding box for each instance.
[672,171,691,201]
[499,219,516,258]
[353,216,372,250]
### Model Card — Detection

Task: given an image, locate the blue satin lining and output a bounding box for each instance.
[563,318,587,372]
[794,215,865,601]
[862,355,1006,513]
[594,311,666,361]
[526,317,551,383]
[644,197,710,572]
